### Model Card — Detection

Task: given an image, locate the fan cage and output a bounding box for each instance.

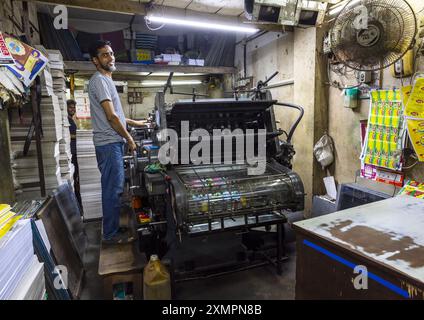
[330,0,417,71]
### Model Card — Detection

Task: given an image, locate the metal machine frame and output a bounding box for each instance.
[125,73,305,280]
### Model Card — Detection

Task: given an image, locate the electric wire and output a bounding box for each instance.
[144,2,166,31]
[327,61,361,90]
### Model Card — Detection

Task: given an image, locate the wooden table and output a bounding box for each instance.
[293,195,424,299]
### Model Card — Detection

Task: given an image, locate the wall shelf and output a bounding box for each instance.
[64,61,236,75]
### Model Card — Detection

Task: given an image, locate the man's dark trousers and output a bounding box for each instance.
[95,142,124,240]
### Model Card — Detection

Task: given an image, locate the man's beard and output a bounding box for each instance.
[100,62,116,72]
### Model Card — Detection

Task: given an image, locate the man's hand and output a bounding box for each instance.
[126,118,149,127]
[127,136,137,152]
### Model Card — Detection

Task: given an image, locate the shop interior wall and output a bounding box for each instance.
[327,0,424,185]
[235,30,327,215]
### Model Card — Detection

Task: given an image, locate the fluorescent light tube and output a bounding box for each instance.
[150,72,204,77]
[141,80,202,87]
[146,15,258,34]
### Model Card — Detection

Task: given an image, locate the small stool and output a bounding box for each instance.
[99,241,146,300]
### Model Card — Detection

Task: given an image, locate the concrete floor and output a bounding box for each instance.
[79,220,296,300]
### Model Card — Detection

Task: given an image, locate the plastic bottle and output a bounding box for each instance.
[143,254,171,300]
[343,88,359,109]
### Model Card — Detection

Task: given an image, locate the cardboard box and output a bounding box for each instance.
[131,49,154,64]
[187,58,205,66]
[161,54,181,62]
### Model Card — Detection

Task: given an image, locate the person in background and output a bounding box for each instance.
[67,99,83,210]
[88,40,147,245]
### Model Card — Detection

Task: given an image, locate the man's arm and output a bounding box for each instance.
[126,118,148,127]
[101,100,136,151]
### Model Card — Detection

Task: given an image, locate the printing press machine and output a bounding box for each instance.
[124,84,305,280]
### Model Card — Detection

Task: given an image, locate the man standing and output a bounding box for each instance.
[88,40,146,244]
[66,99,82,209]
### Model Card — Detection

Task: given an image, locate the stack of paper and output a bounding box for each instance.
[0,219,45,300]
[77,130,103,219]
[9,255,45,300]
[9,126,62,199]
[0,205,21,238]
[0,204,10,215]
[47,50,74,185]
[45,95,63,141]
[39,66,54,97]
[0,67,25,96]
[9,47,74,200]
[12,200,47,220]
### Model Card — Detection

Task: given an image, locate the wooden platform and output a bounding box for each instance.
[64,61,236,75]
[99,242,144,274]
[98,210,147,299]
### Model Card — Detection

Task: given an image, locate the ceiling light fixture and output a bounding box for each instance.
[141,80,202,87]
[150,72,204,77]
[146,15,258,34]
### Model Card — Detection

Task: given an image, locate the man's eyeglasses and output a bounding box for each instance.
[98,52,114,58]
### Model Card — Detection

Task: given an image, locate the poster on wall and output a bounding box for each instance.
[0,32,15,65]
[75,96,91,119]
[406,118,424,161]
[401,85,412,108]
[403,79,424,162]
[2,34,48,87]
[404,78,424,118]
[360,89,406,171]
